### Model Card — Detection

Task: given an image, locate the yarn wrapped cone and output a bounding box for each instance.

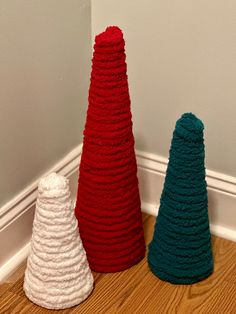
[148,113,213,284]
[24,173,93,309]
[75,26,145,273]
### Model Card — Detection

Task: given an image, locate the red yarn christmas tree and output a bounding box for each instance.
[75,26,145,273]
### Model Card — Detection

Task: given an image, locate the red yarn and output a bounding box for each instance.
[75,26,145,272]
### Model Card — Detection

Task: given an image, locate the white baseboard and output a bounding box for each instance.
[0,144,235,282]
[0,242,30,283]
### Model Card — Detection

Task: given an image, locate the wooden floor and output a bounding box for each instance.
[1,214,236,313]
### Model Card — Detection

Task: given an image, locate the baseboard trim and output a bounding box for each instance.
[0,144,235,282]
[0,242,30,283]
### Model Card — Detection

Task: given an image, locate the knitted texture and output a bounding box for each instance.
[148,113,213,284]
[24,173,94,309]
[75,26,145,273]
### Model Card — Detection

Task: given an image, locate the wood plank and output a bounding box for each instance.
[0,284,11,299]
[0,291,38,314]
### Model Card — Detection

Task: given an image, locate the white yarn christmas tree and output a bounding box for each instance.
[24,172,93,310]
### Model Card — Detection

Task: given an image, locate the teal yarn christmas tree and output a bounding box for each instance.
[148,113,213,284]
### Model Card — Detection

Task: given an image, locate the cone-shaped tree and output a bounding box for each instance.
[148,113,213,284]
[24,173,93,309]
[75,26,145,273]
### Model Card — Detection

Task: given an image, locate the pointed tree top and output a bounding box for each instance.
[175,112,204,142]
[38,172,68,194]
[95,26,123,46]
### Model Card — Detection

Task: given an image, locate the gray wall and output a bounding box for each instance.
[0,0,91,206]
[1,0,235,209]
[92,0,236,177]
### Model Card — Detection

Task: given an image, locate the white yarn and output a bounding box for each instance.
[24,172,94,309]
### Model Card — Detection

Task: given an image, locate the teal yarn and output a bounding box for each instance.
[148,113,213,284]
